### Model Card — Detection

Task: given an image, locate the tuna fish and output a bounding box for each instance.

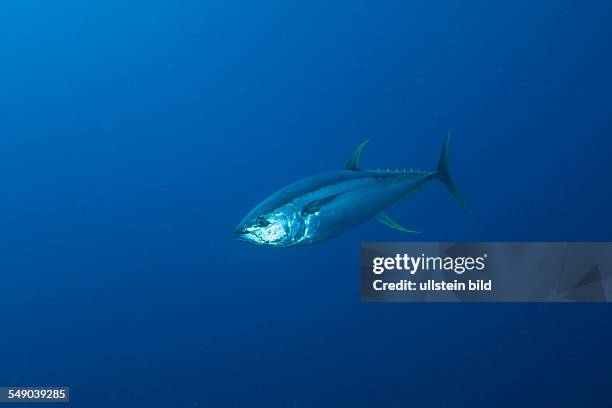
[234,131,471,247]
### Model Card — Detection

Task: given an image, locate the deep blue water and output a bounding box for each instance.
[1,1,612,407]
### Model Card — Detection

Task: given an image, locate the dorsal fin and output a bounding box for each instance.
[375,212,421,233]
[345,140,369,170]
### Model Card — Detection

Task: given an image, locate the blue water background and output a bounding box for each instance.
[1,1,611,407]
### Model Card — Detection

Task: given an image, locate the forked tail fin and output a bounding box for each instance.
[436,130,473,215]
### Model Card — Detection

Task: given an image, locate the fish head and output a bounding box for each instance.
[234,204,305,247]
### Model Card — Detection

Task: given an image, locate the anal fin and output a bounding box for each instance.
[375,212,421,233]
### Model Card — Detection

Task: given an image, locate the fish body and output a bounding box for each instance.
[234,132,470,247]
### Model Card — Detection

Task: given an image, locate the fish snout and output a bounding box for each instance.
[233,225,252,242]
[234,226,248,236]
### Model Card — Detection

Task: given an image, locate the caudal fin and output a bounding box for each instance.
[436,130,473,215]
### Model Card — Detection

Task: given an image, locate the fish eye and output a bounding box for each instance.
[256,217,269,227]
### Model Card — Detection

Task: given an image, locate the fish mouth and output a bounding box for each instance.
[234,227,248,236]
[233,227,254,242]
[234,227,268,246]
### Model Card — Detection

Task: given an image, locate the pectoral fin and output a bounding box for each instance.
[302,194,340,215]
[375,212,421,233]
